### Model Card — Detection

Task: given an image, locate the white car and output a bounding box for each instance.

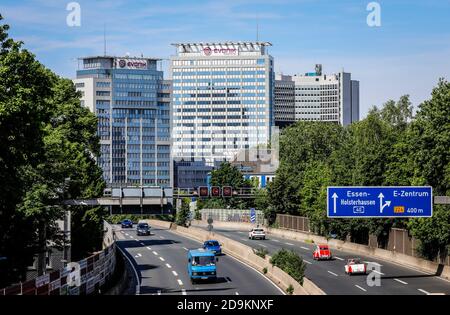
[344,258,367,275]
[248,228,266,240]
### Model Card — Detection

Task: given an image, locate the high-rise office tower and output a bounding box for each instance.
[170,42,275,188]
[74,56,172,187]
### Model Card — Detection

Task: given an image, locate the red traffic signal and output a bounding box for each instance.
[211,186,221,197]
[198,186,209,197]
[222,186,232,197]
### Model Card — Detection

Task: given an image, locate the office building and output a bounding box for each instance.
[170,42,275,187]
[74,56,172,188]
[274,65,359,126]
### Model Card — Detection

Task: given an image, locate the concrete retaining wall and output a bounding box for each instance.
[152,220,324,295]
[191,220,450,280]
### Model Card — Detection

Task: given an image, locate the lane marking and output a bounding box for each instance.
[182,289,187,295]
[159,236,165,239]
[300,246,310,250]
[152,251,158,256]
[140,242,145,246]
[418,289,430,295]
[134,253,142,258]
[146,246,152,250]
[182,247,189,251]
[355,285,367,292]
[258,244,267,248]
[157,290,161,295]
[327,271,338,277]
[303,260,312,265]
[370,270,384,275]
[285,242,294,246]
[172,271,178,276]
[159,257,165,261]
[334,256,344,261]
[240,238,247,241]
[235,292,239,295]
[177,279,183,286]
[272,239,280,243]
[125,233,129,236]
[394,278,408,285]
[166,263,172,268]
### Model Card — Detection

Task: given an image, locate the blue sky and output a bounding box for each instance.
[1,0,449,117]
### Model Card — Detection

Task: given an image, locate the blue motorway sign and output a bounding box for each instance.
[327,186,433,218]
[250,208,256,223]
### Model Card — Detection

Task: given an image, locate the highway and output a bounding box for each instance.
[195,225,450,295]
[114,225,283,295]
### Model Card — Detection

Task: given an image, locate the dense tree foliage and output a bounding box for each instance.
[0,16,105,286]
[266,81,449,261]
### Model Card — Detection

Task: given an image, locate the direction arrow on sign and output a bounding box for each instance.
[327,186,433,218]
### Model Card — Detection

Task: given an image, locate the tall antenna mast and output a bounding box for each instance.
[103,23,107,56]
[256,12,259,42]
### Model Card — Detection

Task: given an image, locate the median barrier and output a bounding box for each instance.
[155,220,322,295]
[191,220,450,280]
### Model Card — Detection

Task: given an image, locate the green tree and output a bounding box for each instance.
[210,161,248,188]
[176,198,191,226]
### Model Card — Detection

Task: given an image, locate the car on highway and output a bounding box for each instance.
[313,244,332,260]
[203,240,222,255]
[121,219,133,228]
[136,222,151,236]
[344,258,367,275]
[187,249,218,283]
[248,228,266,240]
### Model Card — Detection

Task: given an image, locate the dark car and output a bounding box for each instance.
[136,222,151,236]
[121,219,133,228]
[203,240,222,255]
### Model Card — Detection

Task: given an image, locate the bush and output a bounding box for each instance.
[254,247,269,259]
[270,249,306,285]
[262,267,268,274]
[286,284,294,295]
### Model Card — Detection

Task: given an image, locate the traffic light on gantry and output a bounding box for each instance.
[222,186,232,197]
[198,186,209,198]
[211,186,221,197]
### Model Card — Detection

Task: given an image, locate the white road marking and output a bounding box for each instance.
[177,279,183,286]
[125,233,129,236]
[300,246,310,250]
[182,247,188,251]
[258,243,267,248]
[235,292,239,295]
[272,239,280,243]
[285,242,294,246]
[172,271,178,276]
[394,278,408,285]
[134,253,142,258]
[159,236,164,239]
[157,290,161,295]
[355,285,367,292]
[240,238,247,241]
[327,271,338,277]
[166,263,172,268]
[152,251,158,256]
[182,289,187,295]
[146,246,152,250]
[370,269,384,275]
[140,242,145,246]
[225,278,230,283]
[159,257,165,261]
[334,256,344,261]
[418,289,430,295]
[303,260,312,265]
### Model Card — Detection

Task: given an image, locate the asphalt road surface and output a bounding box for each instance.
[114,225,284,295]
[197,225,450,295]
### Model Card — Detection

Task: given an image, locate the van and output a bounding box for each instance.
[187,249,218,284]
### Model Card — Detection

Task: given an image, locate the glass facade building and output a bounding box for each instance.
[170,42,274,187]
[74,56,172,188]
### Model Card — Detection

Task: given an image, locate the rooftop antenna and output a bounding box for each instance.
[103,23,107,56]
[256,12,259,42]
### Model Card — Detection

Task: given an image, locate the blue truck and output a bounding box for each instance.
[187,249,218,284]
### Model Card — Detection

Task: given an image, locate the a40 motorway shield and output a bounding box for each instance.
[327,186,433,218]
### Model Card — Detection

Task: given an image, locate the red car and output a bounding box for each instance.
[313,244,332,260]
